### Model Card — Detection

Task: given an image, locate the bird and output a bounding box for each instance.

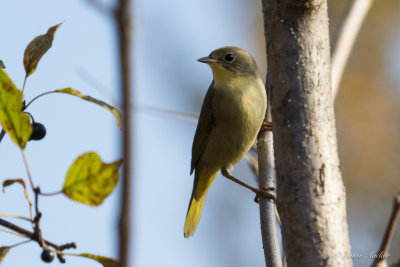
[184,46,268,238]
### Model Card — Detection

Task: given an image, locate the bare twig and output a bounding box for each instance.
[85,0,113,16]
[0,218,76,253]
[21,150,35,191]
[331,0,373,97]
[372,193,400,267]
[256,90,282,265]
[0,214,32,222]
[114,0,132,266]
[257,1,283,266]
[136,105,199,123]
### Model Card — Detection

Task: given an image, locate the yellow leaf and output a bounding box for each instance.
[23,23,62,77]
[0,246,11,264]
[79,253,120,267]
[0,70,32,148]
[55,88,122,130]
[62,152,122,206]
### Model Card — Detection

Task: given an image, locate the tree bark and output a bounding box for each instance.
[261,1,352,266]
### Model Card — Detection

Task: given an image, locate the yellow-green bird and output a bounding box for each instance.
[184,46,267,238]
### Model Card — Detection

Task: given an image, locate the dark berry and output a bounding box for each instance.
[41,249,54,263]
[30,122,46,141]
[57,254,66,263]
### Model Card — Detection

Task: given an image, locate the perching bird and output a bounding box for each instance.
[184,46,267,238]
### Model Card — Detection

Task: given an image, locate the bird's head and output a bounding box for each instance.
[198,46,260,85]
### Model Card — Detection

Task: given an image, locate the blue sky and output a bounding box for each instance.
[1,0,399,267]
[0,0,268,266]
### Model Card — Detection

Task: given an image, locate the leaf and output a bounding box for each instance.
[23,23,62,77]
[55,88,122,130]
[0,60,5,69]
[79,253,119,267]
[62,152,123,206]
[2,179,32,217]
[0,70,32,148]
[0,247,10,263]
[0,247,11,264]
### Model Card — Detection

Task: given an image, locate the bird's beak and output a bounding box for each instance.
[197,56,218,64]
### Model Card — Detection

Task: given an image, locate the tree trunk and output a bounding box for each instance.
[261,1,352,266]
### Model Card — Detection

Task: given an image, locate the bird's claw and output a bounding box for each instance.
[260,121,272,132]
[257,121,272,139]
[254,187,276,204]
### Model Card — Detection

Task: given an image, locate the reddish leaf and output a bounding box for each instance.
[23,23,62,77]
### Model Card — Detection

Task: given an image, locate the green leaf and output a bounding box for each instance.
[79,253,119,267]
[0,70,32,148]
[0,246,11,264]
[62,152,123,206]
[23,23,62,77]
[55,88,122,130]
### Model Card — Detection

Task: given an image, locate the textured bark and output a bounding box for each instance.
[261,1,352,266]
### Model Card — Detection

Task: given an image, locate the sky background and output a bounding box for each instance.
[0,0,399,267]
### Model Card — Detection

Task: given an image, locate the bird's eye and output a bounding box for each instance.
[224,54,235,62]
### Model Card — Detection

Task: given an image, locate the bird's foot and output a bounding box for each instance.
[260,121,272,132]
[257,121,272,139]
[254,187,276,204]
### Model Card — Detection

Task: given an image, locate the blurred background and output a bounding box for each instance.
[0,0,399,266]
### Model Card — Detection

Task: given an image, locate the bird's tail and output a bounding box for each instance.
[184,171,218,238]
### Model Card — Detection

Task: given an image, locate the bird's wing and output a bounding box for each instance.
[190,83,216,174]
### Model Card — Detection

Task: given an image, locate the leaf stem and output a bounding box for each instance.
[21,150,35,190]
[38,191,62,197]
[24,91,56,110]
[21,75,27,95]
[9,239,32,248]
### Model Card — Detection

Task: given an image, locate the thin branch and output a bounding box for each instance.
[0,228,28,237]
[258,1,283,265]
[114,0,132,266]
[21,150,35,191]
[76,66,200,123]
[331,0,373,97]
[0,214,32,222]
[85,0,113,16]
[136,105,199,123]
[372,193,400,267]
[256,104,282,266]
[0,218,76,253]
